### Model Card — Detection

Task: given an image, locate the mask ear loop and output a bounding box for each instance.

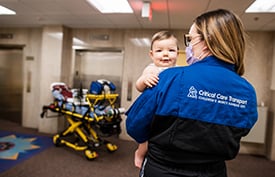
[190,39,201,47]
[197,42,212,59]
[202,34,213,59]
[189,38,202,60]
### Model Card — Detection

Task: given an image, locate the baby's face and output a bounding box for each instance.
[150,38,178,68]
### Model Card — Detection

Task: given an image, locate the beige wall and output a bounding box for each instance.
[244,32,274,106]
[239,31,274,159]
[0,27,274,159]
[268,36,275,160]
[0,28,42,129]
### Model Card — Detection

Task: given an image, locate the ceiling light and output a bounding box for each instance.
[246,0,275,13]
[86,0,133,13]
[142,1,152,19]
[0,5,16,15]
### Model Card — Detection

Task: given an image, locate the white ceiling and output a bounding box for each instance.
[0,0,274,31]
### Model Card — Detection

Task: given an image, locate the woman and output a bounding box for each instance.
[126,9,258,177]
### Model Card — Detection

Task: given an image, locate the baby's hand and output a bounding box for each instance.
[143,73,159,88]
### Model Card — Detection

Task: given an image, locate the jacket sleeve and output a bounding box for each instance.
[126,87,158,143]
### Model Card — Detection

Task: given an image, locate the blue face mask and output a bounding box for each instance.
[185,45,200,65]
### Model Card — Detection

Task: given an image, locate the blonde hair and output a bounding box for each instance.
[151,30,179,50]
[194,9,246,75]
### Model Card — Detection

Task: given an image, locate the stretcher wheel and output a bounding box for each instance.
[84,149,98,160]
[53,134,62,147]
[106,143,118,152]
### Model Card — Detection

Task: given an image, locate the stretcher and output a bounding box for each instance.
[40,81,124,160]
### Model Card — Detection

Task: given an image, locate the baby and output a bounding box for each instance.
[134,30,179,168]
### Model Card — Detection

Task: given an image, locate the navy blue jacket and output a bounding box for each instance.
[126,56,258,165]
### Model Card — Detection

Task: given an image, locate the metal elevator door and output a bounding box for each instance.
[0,48,23,124]
[73,50,124,107]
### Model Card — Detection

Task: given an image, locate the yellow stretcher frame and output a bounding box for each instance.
[41,93,122,160]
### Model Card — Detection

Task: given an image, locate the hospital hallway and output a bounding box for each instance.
[0,119,275,177]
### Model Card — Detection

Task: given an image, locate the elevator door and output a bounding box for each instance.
[74,50,124,106]
[0,48,23,124]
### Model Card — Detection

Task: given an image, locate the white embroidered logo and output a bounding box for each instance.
[187,86,247,109]
[187,86,197,99]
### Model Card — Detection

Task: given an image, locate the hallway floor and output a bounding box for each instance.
[0,119,274,177]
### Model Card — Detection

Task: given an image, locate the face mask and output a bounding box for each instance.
[185,45,200,65]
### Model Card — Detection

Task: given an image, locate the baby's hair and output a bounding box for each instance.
[151,31,179,50]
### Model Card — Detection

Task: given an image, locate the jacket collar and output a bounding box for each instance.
[194,55,236,72]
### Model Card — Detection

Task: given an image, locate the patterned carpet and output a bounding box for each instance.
[0,130,53,173]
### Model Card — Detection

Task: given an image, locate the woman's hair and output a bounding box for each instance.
[151,30,179,50]
[194,9,246,75]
